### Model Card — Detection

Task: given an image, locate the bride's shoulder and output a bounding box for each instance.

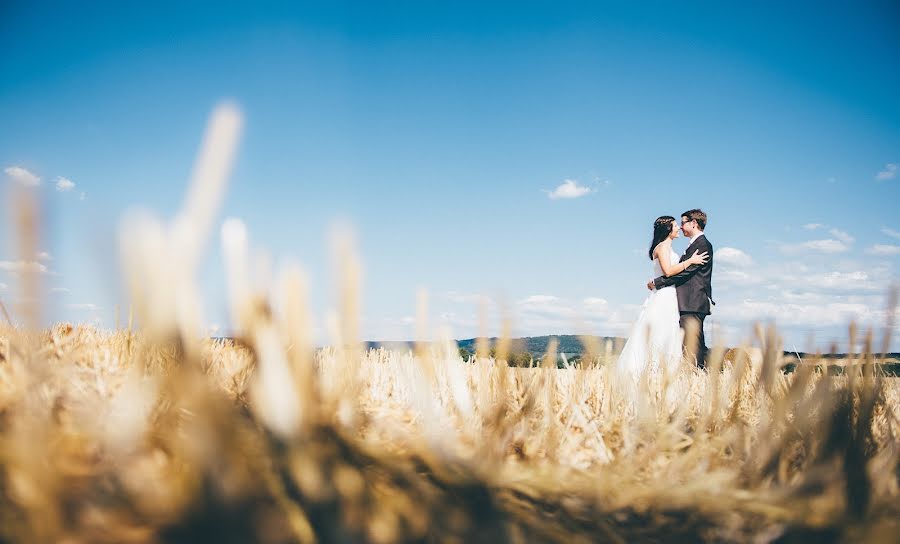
[652,239,671,257]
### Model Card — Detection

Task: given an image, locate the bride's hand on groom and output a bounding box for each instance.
[687,250,709,266]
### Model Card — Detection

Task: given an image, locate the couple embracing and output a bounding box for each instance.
[615,209,714,377]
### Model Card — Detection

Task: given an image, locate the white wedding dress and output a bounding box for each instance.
[615,249,684,377]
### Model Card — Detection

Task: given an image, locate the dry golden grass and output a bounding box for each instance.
[1,103,898,542]
[0,324,898,543]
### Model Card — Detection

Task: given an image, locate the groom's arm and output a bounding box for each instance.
[653,263,701,289]
[652,240,711,289]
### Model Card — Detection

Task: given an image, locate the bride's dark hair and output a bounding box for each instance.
[649,216,676,260]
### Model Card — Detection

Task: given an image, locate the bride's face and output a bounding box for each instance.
[669,221,680,239]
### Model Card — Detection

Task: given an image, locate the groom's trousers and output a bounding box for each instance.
[679,312,707,369]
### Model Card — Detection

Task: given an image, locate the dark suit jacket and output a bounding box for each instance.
[653,234,714,315]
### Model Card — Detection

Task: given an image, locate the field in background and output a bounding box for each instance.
[404,334,900,373]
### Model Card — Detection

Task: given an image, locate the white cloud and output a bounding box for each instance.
[717,268,761,284]
[0,282,6,291]
[4,166,40,187]
[881,227,900,240]
[36,251,52,261]
[716,299,881,329]
[0,260,48,274]
[875,163,897,181]
[865,244,900,256]
[55,176,75,191]
[810,264,889,292]
[516,295,583,325]
[806,270,878,291]
[519,295,561,306]
[828,228,855,244]
[49,287,70,294]
[781,239,850,254]
[793,226,853,245]
[583,297,609,317]
[67,303,100,311]
[716,257,892,298]
[716,247,754,266]
[444,291,491,305]
[546,179,594,200]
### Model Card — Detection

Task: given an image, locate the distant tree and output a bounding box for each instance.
[485,348,534,367]
[564,355,582,368]
[508,351,534,367]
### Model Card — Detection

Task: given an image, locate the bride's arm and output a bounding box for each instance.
[656,243,708,277]
[653,241,712,289]
[656,244,694,277]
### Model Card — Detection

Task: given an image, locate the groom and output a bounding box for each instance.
[647,209,714,368]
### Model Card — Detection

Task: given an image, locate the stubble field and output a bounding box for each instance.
[0,321,898,543]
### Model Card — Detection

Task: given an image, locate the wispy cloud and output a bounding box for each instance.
[36,251,52,261]
[828,228,855,244]
[67,303,100,311]
[881,227,900,240]
[716,298,883,329]
[0,260,49,273]
[781,239,850,254]
[731,259,888,294]
[546,179,594,200]
[443,291,491,305]
[796,225,853,245]
[582,297,609,317]
[717,267,762,284]
[4,166,40,187]
[519,294,562,306]
[592,176,612,188]
[716,247,754,266]
[865,244,900,256]
[517,295,578,324]
[805,270,879,291]
[49,287,70,294]
[0,282,7,291]
[875,163,897,181]
[55,176,75,191]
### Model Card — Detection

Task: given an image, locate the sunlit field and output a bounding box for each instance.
[1,105,898,543]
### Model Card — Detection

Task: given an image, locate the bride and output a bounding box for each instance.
[615,216,708,377]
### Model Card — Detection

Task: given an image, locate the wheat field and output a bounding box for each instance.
[1,104,898,543]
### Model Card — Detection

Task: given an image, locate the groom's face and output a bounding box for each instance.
[681,216,695,237]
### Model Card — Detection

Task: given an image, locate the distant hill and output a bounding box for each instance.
[455,335,623,357]
[365,335,624,357]
[364,335,900,362]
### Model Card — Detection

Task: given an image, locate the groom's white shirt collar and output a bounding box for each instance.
[689,230,705,244]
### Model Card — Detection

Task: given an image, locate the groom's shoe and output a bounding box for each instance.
[696,344,709,370]
[697,354,708,371]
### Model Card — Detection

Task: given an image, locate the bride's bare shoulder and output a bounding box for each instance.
[653,239,671,257]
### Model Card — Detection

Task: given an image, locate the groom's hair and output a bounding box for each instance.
[682,209,707,230]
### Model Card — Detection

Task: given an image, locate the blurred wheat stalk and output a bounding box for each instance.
[0,103,898,544]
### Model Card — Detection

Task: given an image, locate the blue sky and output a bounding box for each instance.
[2,1,899,350]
